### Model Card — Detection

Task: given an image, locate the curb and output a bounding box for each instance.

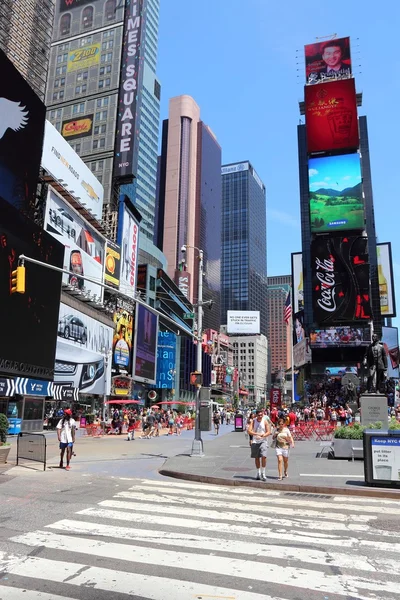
[159,468,400,500]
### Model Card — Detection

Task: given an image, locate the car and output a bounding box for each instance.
[58,314,87,344]
[54,341,106,394]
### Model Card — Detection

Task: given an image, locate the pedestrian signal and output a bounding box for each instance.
[11,266,25,294]
[190,371,202,387]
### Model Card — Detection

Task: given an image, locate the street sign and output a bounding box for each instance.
[183,312,195,320]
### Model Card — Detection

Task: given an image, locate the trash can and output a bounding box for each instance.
[234,413,244,432]
[364,430,400,488]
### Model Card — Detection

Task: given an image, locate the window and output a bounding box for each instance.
[55,121,61,132]
[77,71,88,82]
[101,52,113,63]
[56,65,67,76]
[60,13,71,36]
[50,109,62,119]
[149,276,156,292]
[72,102,85,115]
[102,40,113,50]
[105,0,116,20]
[80,36,92,46]
[94,124,106,135]
[98,78,110,89]
[56,53,68,64]
[82,5,94,29]
[93,138,105,149]
[99,65,112,75]
[95,110,108,121]
[96,97,109,108]
[52,90,64,101]
[75,84,87,94]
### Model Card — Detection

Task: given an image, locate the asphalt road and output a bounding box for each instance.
[0,430,399,599]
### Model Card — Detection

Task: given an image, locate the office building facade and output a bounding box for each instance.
[221,161,267,335]
[231,334,268,405]
[157,95,222,330]
[267,275,292,382]
[0,0,55,100]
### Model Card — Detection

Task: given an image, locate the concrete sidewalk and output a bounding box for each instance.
[160,430,400,499]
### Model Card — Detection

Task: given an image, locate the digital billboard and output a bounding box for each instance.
[44,188,105,300]
[311,235,371,324]
[305,37,352,85]
[104,240,121,289]
[112,298,134,372]
[227,311,260,334]
[309,153,364,232]
[377,243,396,318]
[325,366,358,376]
[293,311,305,345]
[133,304,158,384]
[309,326,371,348]
[118,199,140,299]
[0,50,46,219]
[291,252,303,314]
[61,115,94,141]
[382,327,400,379]
[59,0,99,10]
[156,331,177,389]
[305,78,359,154]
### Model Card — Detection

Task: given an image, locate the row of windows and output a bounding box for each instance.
[59,1,117,37]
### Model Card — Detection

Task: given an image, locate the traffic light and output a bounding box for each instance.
[190,371,203,387]
[11,266,25,294]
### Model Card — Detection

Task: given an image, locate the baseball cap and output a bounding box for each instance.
[64,409,72,415]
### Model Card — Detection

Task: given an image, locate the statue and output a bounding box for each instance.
[363,334,388,393]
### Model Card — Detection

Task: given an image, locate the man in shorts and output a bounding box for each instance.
[56,408,76,470]
[248,409,271,481]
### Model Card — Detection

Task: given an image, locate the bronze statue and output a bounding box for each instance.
[364,333,388,393]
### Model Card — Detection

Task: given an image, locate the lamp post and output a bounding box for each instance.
[181,244,204,457]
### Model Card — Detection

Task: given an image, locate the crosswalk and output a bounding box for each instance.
[1,478,400,599]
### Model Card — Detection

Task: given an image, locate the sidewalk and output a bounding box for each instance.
[160,430,400,499]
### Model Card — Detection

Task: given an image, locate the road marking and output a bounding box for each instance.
[45,518,398,574]
[10,531,397,599]
[0,586,68,600]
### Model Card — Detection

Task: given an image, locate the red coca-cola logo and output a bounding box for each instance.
[315,256,337,313]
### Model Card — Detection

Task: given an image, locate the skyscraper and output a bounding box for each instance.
[0,0,55,100]
[157,95,222,330]
[267,275,292,382]
[221,161,267,335]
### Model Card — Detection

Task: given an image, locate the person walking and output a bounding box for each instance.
[273,417,294,480]
[213,411,220,435]
[56,408,76,471]
[248,409,271,481]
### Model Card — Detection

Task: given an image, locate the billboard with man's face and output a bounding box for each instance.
[305,79,359,154]
[305,37,352,85]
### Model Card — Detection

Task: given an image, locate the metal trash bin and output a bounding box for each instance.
[234,413,244,432]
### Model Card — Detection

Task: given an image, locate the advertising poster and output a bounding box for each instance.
[112,298,134,372]
[44,188,105,300]
[293,338,312,368]
[67,43,101,73]
[104,240,121,289]
[309,153,364,233]
[61,115,94,141]
[382,327,400,379]
[118,201,140,299]
[270,388,282,408]
[59,0,98,10]
[0,197,63,380]
[305,78,359,154]
[0,50,46,218]
[325,366,357,376]
[377,243,396,317]
[133,304,158,384]
[42,121,104,220]
[311,235,371,324]
[293,311,305,345]
[291,252,303,314]
[55,303,113,394]
[372,437,400,482]
[227,311,260,334]
[309,326,371,347]
[156,331,177,389]
[305,37,352,85]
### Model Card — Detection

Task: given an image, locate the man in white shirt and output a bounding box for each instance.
[56,409,76,471]
[248,410,271,481]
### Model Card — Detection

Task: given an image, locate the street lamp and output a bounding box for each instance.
[181,244,205,457]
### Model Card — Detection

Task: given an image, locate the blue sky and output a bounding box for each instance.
[157,1,400,324]
[309,154,361,192]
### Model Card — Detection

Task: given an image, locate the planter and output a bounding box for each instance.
[0,445,11,464]
[333,438,364,459]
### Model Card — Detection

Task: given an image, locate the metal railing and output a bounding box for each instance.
[17,432,47,471]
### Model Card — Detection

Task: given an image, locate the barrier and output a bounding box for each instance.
[17,432,46,471]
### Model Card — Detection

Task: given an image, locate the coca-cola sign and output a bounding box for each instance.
[311,236,371,324]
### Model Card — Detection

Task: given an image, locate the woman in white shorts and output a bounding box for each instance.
[273,417,295,480]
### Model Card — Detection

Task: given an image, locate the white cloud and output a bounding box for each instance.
[268,209,299,228]
[310,181,331,188]
[324,177,331,181]
[308,168,318,177]
[342,175,352,180]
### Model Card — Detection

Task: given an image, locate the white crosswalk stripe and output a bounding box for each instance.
[0,478,399,600]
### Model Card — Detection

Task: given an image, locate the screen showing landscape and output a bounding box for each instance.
[309,326,370,347]
[309,153,364,233]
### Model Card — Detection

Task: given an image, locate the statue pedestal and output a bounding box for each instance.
[360,394,388,427]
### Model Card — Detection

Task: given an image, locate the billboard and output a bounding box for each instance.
[59,0,99,10]
[133,303,158,384]
[311,235,371,324]
[104,240,121,289]
[61,115,94,141]
[42,121,104,220]
[382,327,400,379]
[305,79,359,154]
[309,153,364,233]
[156,331,177,389]
[0,50,46,218]
[291,252,303,314]
[324,366,358,376]
[293,311,305,344]
[118,201,140,298]
[55,303,113,394]
[44,188,105,300]
[221,162,249,175]
[0,199,63,380]
[309,326,371,348]
[227,311,260,334]
[270,388,282,408]
[377,243,396,318]
[112,298,134,372]
[293,338,312,368]
[305,37,352,85]
[114,0,144,179]
[67,43,101,73]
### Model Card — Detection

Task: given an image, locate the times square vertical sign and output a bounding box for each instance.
[114,0,143,179]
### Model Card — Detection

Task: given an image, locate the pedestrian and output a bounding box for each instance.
[273,417,294,480]
[246,412,254,447]
[248,409,271,481]
[56,408,76,471]
[213,411,220,435]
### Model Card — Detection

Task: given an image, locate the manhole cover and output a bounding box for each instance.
[369,518,400,532]
[222,467,252,472]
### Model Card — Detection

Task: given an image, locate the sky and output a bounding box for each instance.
[308,154,361,192]
[156,1,400,325]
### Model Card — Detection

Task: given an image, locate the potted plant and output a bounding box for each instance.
[333,423,365,458]
[0,414,11,464]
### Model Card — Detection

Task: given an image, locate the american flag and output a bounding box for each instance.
[283,292,292,324]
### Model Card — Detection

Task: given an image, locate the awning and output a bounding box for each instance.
[105,399,141,405]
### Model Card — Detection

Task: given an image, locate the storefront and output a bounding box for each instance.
[0,377,54,433]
